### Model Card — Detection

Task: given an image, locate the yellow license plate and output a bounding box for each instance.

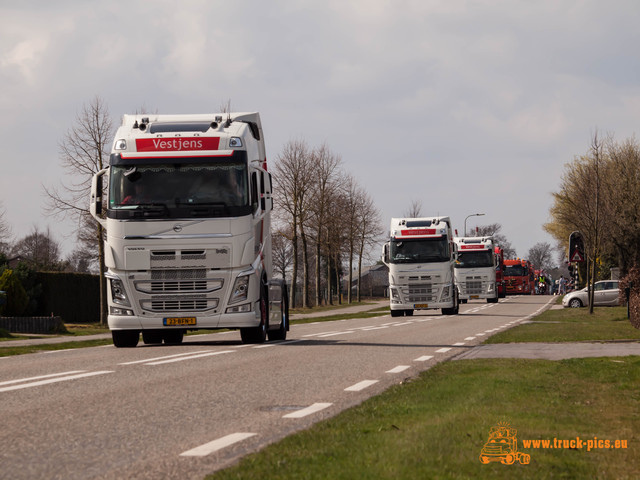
[470,295,480,299]
[163,317,197,326]
[415,303,429,308]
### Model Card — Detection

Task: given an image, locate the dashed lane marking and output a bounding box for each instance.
[283,403,333,419]
[180,433,257,457]
[414,355,434,362]
[387,365,411,373]
[345,380,379,392]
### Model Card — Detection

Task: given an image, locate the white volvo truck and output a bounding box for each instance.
[90,112,288,347]
[453,236,498,303]
[382,217,459,317]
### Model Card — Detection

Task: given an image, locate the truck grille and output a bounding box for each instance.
[140,296,219,312]
[135,278,223,294]
[135,269,224,294]
[464,279,483,294]
[405,284,436,302]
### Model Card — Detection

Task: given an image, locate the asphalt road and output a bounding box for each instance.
[0,295,554,479]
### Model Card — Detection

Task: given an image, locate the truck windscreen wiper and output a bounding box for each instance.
[131,203,169,217]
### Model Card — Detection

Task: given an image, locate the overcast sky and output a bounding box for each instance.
[2,1,639,262]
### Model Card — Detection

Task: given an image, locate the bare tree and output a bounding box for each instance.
[545,131,609,313]
[356,190,382,302]
[309,143,343,306]
[11,226,62,270]
[0,201,11,255]
[272,138,315,308]
[43,96,114,324]
[272,226,293,281]
[403,198,422,217]
[601,137,640,273]
[477,223,516,259]
[527,242,554,272]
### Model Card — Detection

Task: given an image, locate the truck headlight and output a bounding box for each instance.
[229,275,250,305]
[110,278,131,307]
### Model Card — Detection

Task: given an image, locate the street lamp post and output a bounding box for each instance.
[464,213,485,236]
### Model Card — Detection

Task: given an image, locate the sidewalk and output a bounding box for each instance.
[455,341,640,361]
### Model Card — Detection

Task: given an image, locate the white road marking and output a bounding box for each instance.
[435,347,451,353]
[452,342,466,346]
[414,355,434,362]
[283,403,333,419]
[386,365,410,373]
[0,370,85,386]
[464,337,476,341]
[145,350,235,365]
[391,322,413,327]
[360,326,389,331]
[317,331,354,338]
[345,380,379,391]
[180,433,257,457]
[0,371,114,393]
[119,350,213,365]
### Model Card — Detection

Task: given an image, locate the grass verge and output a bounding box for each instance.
[210,357,640,480]
[486,306,640,344]
[0,339,113,357]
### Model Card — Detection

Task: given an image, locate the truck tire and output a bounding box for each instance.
[405,309,413,316]
[163,329,184,345]
[268,286,288,341]
[241,283,268,344]
[487,296,499,303]
[142,330,163,345]
[112,330,140,348]
[390,310,403,317]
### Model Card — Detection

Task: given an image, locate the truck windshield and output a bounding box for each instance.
[389,237,449,263]
[455,250,493,268]
[108,161,250,218]
[505,265,526,276]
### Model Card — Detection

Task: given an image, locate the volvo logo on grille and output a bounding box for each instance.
[173,224,183,233]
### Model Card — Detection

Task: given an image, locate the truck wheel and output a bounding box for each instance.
[163,329,184,345]
[487,296,499,303]
[479,455,490,464]
[405,309,413,316]
[241,284,268,344]
[390,310,403,317]
[142,330,163,345]
[268,286,288,341]
[112,330,140,348]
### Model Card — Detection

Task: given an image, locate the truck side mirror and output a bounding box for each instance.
[382,243,389,264]
[90,168,108,227]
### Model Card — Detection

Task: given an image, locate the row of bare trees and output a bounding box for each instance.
[272,139,383,308]
[545,132,640,310]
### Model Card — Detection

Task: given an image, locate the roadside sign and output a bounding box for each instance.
[570,249,584,263]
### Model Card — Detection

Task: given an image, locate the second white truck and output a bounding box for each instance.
[453,236,498,303]
[382,217,459,317]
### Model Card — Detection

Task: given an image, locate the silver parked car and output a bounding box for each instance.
[562,280,620,308]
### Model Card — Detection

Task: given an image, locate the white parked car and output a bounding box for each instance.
[562,280,620,308]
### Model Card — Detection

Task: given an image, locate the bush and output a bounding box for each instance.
[619,265,640,329]
[0,269,29,316]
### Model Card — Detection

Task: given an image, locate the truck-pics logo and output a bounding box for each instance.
[479,422,531,465]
